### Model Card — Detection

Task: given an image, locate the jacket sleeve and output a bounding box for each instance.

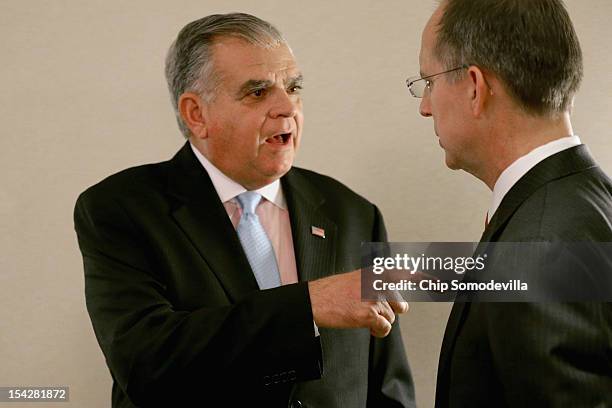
[74,190,322,406]
[366,205,417,408]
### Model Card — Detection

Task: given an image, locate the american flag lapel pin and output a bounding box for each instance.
[311,226,326,239]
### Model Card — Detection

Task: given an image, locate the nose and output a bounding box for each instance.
[419,94,432,117]
[269,89,298,119]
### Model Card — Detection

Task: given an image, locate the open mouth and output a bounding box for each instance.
[266,133,292,145]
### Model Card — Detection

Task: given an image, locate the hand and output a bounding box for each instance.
[308,270,409,338]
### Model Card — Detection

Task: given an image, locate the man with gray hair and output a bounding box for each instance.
[75,13,415,407]
[408,0,612,406]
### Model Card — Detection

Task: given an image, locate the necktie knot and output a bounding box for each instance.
[236,191,262,215]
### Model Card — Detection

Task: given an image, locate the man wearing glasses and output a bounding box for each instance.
[408,0,612,406]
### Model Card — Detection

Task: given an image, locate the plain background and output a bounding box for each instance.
[1,1,611,407]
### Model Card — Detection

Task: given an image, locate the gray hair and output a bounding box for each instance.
[435,0,583,116]
[165,13,287,138]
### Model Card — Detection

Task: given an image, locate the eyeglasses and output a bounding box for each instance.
[406,65,468,98]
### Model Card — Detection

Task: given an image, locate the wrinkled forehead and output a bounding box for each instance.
[212,36,300,84]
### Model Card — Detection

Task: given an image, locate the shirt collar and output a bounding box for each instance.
[488,135,581,219]
[190,143,287,210]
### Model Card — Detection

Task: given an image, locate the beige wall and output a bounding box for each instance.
[1,1,610,407]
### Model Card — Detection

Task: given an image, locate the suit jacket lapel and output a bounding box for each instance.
[282,169,337,282]
[481,144,598,242]
[438,145,599,390]
[166,143,259,302]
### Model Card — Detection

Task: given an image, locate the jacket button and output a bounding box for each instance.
[289,400,303,408]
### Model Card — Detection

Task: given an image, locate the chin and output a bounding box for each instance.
[445,160,458,170]
[274,155,294,171]
[444,154,460,170]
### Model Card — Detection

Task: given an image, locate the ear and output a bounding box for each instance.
[467,65,493,118]
[178,92,208,139]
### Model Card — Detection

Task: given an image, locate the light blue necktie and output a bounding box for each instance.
[236,191,281,289]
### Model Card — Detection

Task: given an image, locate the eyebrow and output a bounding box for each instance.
[286,74,304,88]
[237,79,272,97]
[236,74,304,98]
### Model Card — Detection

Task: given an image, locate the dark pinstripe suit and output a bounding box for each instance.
[74,142,415,407]
[436,145,612,407]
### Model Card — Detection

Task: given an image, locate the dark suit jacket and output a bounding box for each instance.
[435,145,612,407]
[74,142,415,408]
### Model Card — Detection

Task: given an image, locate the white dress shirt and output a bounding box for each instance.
[190,143,299,286]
